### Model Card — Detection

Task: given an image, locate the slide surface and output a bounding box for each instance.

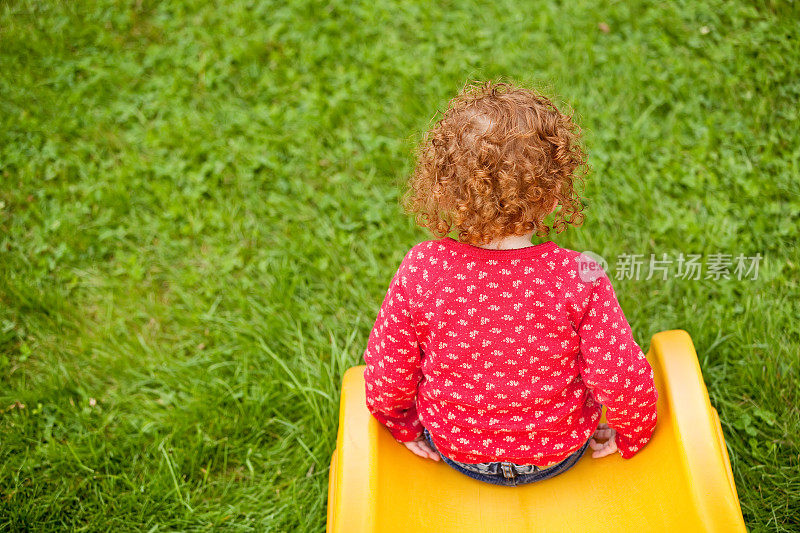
[327,330,746,532]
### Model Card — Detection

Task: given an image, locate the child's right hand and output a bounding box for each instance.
[589,423,618,458]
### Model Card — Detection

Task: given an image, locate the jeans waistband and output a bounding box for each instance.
[423,428,588,477]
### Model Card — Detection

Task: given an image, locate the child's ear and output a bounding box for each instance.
[550,198,559,213]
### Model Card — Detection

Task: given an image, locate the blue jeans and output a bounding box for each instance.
[423,428,591,487]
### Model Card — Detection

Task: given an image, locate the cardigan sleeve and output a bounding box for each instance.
[363,254,424,442]
[577,271,658,458]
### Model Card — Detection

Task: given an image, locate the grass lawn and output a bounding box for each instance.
[1,0,798,530]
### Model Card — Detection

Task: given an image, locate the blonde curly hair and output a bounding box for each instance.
[403,80,587,246]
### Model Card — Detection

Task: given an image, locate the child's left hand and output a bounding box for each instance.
[402,436,440,461]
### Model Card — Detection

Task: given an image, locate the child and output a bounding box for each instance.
[363,81,658,486]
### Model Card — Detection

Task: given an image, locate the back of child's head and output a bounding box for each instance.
[403,80,587,246]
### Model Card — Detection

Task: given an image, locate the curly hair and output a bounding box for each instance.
[402,80,587,246]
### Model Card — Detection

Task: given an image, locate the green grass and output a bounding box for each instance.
[1,0,798,530]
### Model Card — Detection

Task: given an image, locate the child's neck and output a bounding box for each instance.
[477,231,537,250]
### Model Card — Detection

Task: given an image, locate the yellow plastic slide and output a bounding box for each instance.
[327,330,746,532]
